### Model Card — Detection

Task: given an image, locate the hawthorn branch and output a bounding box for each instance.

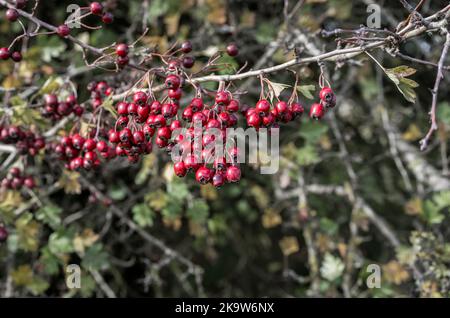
[0,0,146,72]
[419,29,450,151]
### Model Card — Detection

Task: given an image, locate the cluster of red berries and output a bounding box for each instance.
[89,2,114,24]
[0,1,27,62]
[171,90,242,187]
[54,2,113,38]
[42,93,84,120]
[0,125,45,156]
[245,99,304,129]
[54,131,116,171]
[0,225,7,243]
[1,167,36,190]
[87,80,114,109]
[309,87,336,120]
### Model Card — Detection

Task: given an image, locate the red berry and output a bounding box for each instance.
[108,130,120,143]
[153,114,166,127]
[309,103,325,120]
[10,167,21,177]
[61,136,73,147]
[290,103,304,118]
[72,134,85,149]
[117,55,129,66]
[132,131,145,145]
[127,102,138,116]
[155,137,168,148]
[102,12,114,24]
[133,91,147,105]
[182,56,195,68]
[319,87,333,101]
[184,155,200,171]
[206,119,221,129]
[165,74,181,89]
[212,173,225,188]
[262,113,275,127]
[0,226,9,243]
[275,101,288,115]
[116,43,128,57]
[170,120,182,131]
[116,102,128,115]
[96,140,108,152]
[196,166,213,184]
[83,138,96,151]
[181,40,192,53]
[157,126,171,141]
[192,112,206,125]
[226,165,241,183]
[190,98,204,112]
[226,43,238,57]
[24,177,35,189]
[6,9,19,22]
[168,59,180,71]
[116,115,129,128]
[137,104,150,119]
[90,2,103,15]
[174,161,187,177]
[247,112,261,128]
[256,100,270,115]
[0,47,10,60]
[150,100,162,114]
[168,88,182,100]
[215,91,231,106]
[119,128,132,142]
[226,99,239,112]
[182,107,194,122]
[57,24,70,37]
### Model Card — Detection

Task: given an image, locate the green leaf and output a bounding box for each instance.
[36,76,63,96]
[299,121,329,142]
[296,144,320,166]
[108,183,127,201]
[132,203,155,228]
[168,180,189,201]
[36,204,62,229]
[28,276,50,296]
[320,253,345,282]
[423,191,450,225]
[161,199,183,219]
[101,96,118,119]
[384,65,418,103]
[319,218,339,236]
[187,199,210,224]
[48,229,75,255]
[437,102,450,126]
[37,36,67,62]
[296,84,316,100]
[39,247,61,275]
[81,243,109,270]
[266,80,290,102]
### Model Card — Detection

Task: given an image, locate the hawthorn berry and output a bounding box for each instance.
[309,103,325,120]
[212,173,225,188]
[57,24,70,37]
[181,40,192,53]
[226,43,239,57]
[215,91,231,106]
[168,88,182,100]
[290,103,304,118]
[174,161,187,177]
[0,47,10,60]
[247,112,261,128]
[226,165,241,183]
[0,226,8,243]
[182,56,195,68]
[90,2,103,15]
[196,166,213,184]
[133,91,147,105]
[6,9,19,22]
[9,51,22,62]
[102,12,114,24]
[165,74,181,89]
[116,43,128,57]
[256,100,270,115]
[24,177,35,189]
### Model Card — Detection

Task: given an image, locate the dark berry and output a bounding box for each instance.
[115,43,128,57]
[0,47,10,60]
[226,43,238,57]
[90,2,103,15]
[6,9,19,22]
[102,12,114,24]
[57,24,70,37]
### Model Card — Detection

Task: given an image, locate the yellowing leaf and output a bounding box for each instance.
[57,171,82,194]
[2,75,21,89]
[206,0,226,25]
[383,260,410,285]
[200,184,218,200]
[279,236,300,256]
[11,265,34,286]
[73,229,99,254]
[262,209,282,228]
[402,124,422,141]
[405,197,423,216]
